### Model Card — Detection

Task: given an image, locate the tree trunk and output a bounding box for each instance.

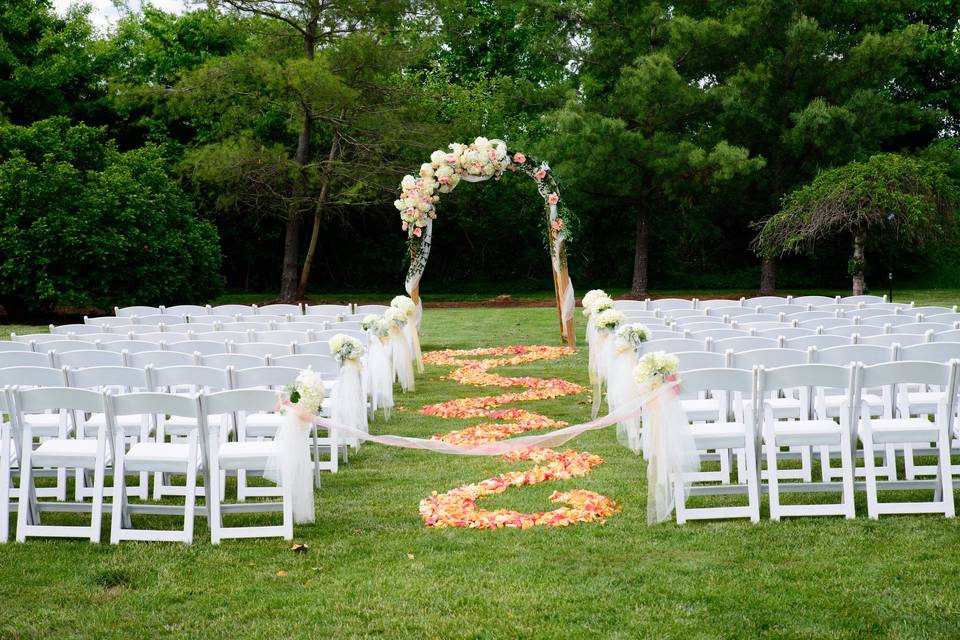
[297,131,340,299]
[277,29,316,302]
[851,229,866,296]
[760,257,776,295]
[630,206,649,297]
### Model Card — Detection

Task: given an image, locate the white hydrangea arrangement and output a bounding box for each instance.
[284,368,326,414]
[634,351,680,384]
[593,308,624,331]
[615,323,650,352]
[390,295,417,318]
[383,307,407,329]
[329,334,365,364]
[360,314,380,331]
[582,289,614,317]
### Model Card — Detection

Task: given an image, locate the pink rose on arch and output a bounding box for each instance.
[406,207,417,217]
[413,226,423,237]
[551,219,564,232]
[513,152,526,164]
[534,168,547,180]
[402,221,409,231]
[547,193,559,205]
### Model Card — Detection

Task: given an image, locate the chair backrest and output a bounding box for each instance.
[760,363,853,396]
[841,294,885,304]
[295,341,331,356]
[240,314,286,324]
[330,321,365,333]
[742,296,788,308]
[11,333,61,344]
[294,316,333,325]
[258,304,302,316]
[0,351,52,368]
[110,391,199,420]
[898,342,960,363]
[792,295,839,306]
[911,306,956,316]
[166,340,229,356]
[729,348,807,370]
[860,314,915,327]
[49,324,100,335]
[164,304,209,316]
[84,316,127,327]
[673,350,726,372]
[697,299,741,310]
[135,314,170,325]
[688,328,747,340]
[149,365,231,392]
[163,323,196,333]
[66,365,149,391]
[126,350,195,368]
[782,334,850,350]
[232,342,294,358]
[209,330,250,343]
[15,386,107,414]
[848,308,896,319]
[661,309,703,320]
[798,318,852,330]
[270,354,338,377]
[823,325,882,338]
[762,304,797,316]
[0,366,67,387]
[670,317,723,328]
[812,344,892,366]
[311,328,369,345]
[221,322,269,332]
[932,329,960,342]
[200,353,265,370]
[638,338,704,354]
[712,336,778,353]
[860,360,955,389]
[201,388,278,416]
[115,305,162,317]
[42,340,93,353]
[305,304,352,316]
[649,298,695,311]
[753,327,815,339]
[0,342,30,352]
[925,312,960,324]
[99,340,156,354]
[187,314,234,324]
[790,311,838,322]
[611,300,647,311]
[231,365,301,390]
[133,331,185,343]
[680,367,755,401]
[858,333,927,347]
[896,322,950,335]
[734,314,780,325]
[252,330,308,345]
[53,350,124,369]
[210,304,256,316]
[354,304,390,316]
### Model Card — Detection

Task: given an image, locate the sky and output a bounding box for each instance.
[52,1,188,30]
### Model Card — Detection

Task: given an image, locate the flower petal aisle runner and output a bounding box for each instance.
[417,346,622,529]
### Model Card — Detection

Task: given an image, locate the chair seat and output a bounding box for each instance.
[680,398,720,421]
[690,422,747,450]
[904,391,943,415]
[24,413,70,437]
[32,438,108,467]
[867,418,941,445]
[124,442,196,473]
[243,413,283,438]
[165,414,223,436]
[768,419,842,446]
[755,397,801,419]
[218,442,277,471]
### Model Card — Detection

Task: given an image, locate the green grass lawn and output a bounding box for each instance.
[2,305,960,638]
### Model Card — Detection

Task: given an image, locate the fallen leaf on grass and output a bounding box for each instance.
[406,554,415,560]
[291,543,309,554]
[275,570,288,577]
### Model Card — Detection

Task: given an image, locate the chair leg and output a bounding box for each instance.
[884,444,898,481]
[937,432,955,517]
[862,434,880,519]
[90,462,105,544]
[208,463,223,545]
[800,446,813,482]
[281,472,294,541]
[110,449,125,544]
[673,471,687,525]
[840,438,856,519]
[745,441,761,524]
[15,445,34,542]
[766,439,781,521]
[183,440,198,544]
[904,443,916,480]
[56,465,67,502]
[819,445,833,482]
[237,469,248,502]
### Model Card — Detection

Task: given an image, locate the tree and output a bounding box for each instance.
[0,117,223,314]
[547,3,764,296]
[756,153,957,295]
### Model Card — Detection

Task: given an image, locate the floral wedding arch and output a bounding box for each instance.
[394,137,576,345]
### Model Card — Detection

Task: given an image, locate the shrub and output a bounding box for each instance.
[0,117,223,313]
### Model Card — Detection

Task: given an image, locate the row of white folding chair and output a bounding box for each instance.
[614,294,894,312]
[113,303,369,318]
[0,350,338,377]
[2,386,299,543]
[674,360,958,523]
[16,328,369,350]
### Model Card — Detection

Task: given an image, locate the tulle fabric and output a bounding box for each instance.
[263,410,315,524]
[331,358,368,447]
[366,336,394,420]
[390,325,415,392]
[404,321,424,374]
[616,378,700,524]
[607,347,641,450]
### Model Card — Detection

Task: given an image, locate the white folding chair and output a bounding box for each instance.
[639,338,706,354]
[759,364,857,519]
[115,306,162,317]
[0,351,52,368]
[649,298,695,311]
[108,392,204,544]
[233,342,294,358]
[167,340,229,357]
[856,360,958,518]
[127,350,196,368]
[200,389,294,542]
[258,304,302,316]
[754,327,815,340]
[0,387,16,541]
[201,353,265,370]
[841,295,886,304]
[711,336,777,353]
[698,299,741,311]
[0,342,30,352]
[165,304,209,317]
[354,304,390,316]
[99,340,156,355]
[49,324,100,336]
[306,304,353,317]
[12,387,112,542]
[210,305,256,317]
[742,296,788,308]
[674,368,761,523]
[54,350,123,369]
[859,333,927,347]
[793,296,839,306]
[66,366,152,500]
